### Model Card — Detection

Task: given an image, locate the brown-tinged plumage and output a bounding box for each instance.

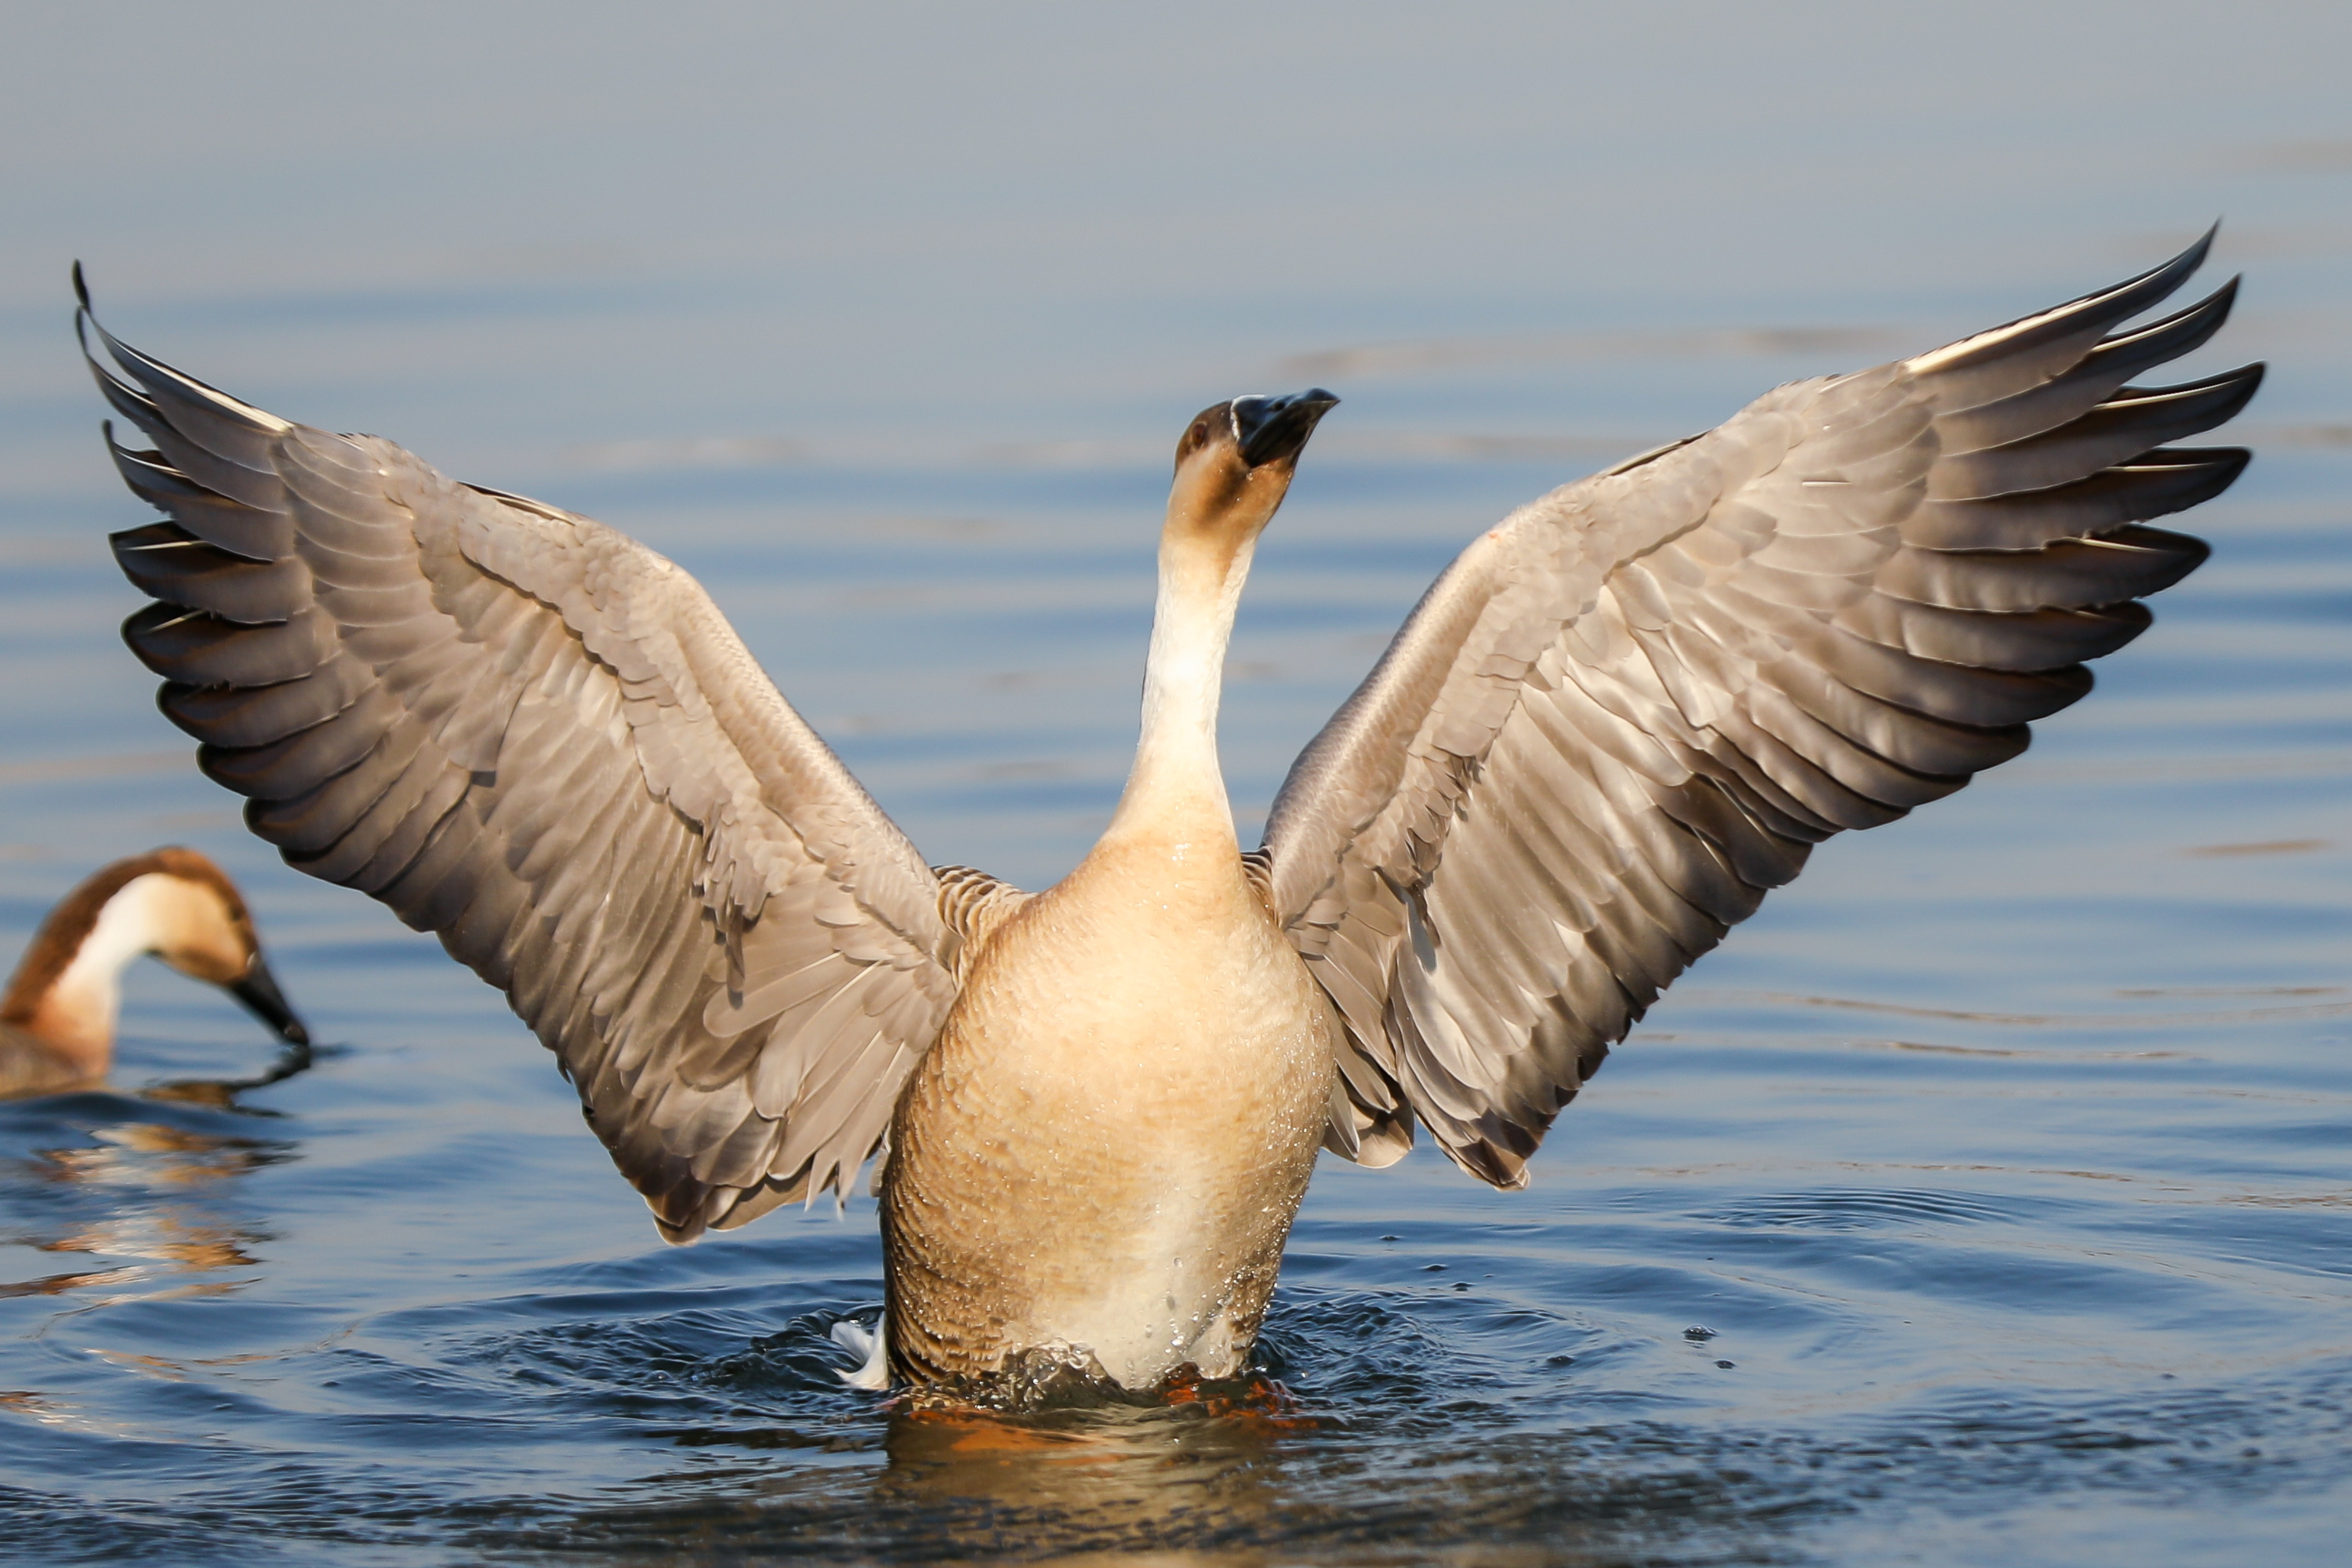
[882,393,1341,1386]
[77,231,2254,1389]
[0,848,308,1096]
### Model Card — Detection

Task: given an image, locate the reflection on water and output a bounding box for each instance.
[35,1121,278,1189]
[0,1033,307,1350]
[139,1039,319,1108]
[875,1402,1297,1547]
[1,1079,299,1319]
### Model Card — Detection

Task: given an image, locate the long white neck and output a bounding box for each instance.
[1105,532,1258,847]
[15,874,176,1069]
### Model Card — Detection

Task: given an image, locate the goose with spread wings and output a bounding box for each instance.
[80,232,2255,1390]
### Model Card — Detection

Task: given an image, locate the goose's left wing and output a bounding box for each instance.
[1261,233,2256,1186]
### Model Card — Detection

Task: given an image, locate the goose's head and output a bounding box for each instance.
[2,847,308,1073]
[136,851,308,1047]
[1165,389,1338,557]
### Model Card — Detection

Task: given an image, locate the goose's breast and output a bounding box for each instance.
[882,857,1336,1386]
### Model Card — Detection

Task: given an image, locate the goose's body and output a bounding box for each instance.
[887,393,1343,1385]
[0,1018,103,1099]
[887,830,1334,1385]
[77,234,2257,1392]
[0,848,308,1097]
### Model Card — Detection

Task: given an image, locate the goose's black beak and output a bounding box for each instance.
[1232,388,1339,470]
[230,955,310,1047]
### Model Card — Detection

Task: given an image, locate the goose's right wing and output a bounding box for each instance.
[82,286,985,1241]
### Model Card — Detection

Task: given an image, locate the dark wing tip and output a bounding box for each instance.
[1909,225,2224,389]
[2098,220,2218,314]
[71,260,90,310]
[2167,220,2221,285]
[2238,361,2268,414]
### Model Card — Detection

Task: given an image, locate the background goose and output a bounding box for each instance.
[78,231,2254,1390]
[0,847,308,1097]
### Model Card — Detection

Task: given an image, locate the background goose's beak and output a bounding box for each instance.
[230,955,310,1046]
[1233,388,1339,469]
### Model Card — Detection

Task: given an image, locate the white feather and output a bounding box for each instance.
[829,1315,889,1390]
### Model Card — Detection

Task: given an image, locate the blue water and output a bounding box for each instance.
[2,7,2347,1563]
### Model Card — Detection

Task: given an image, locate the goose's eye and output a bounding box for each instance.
[1175,419,1212,470]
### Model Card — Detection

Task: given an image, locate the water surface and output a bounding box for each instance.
[1,7,2347,1563]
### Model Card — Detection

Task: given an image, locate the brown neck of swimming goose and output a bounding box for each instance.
[0,848,257,1078]
[1102,436,1298,854]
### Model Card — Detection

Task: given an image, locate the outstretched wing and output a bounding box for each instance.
[1262,232,2256,1186]
[81,278,978,1240]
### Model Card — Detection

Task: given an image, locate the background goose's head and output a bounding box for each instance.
[1165,389,1338,556]
[0,847,309,1064]
[140,852,307,1046]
